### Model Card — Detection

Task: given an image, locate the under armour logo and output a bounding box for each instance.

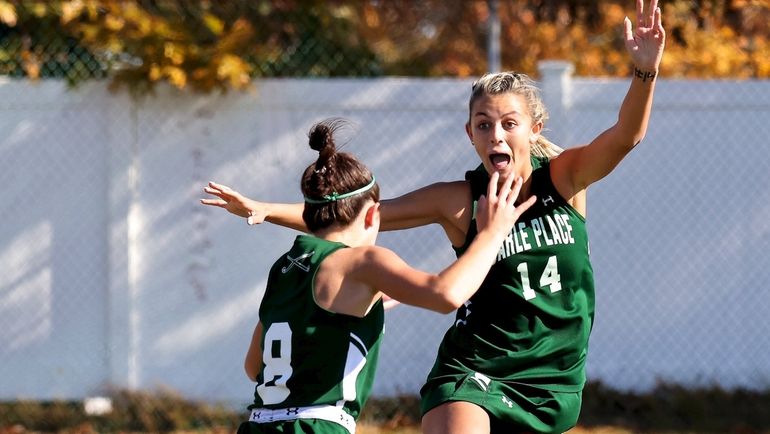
[281,251,314,273]
[541,195,554,207]
[470,372,491,391]
[502,396,513,408]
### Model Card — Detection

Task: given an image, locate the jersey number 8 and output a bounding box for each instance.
[257,322,293,404]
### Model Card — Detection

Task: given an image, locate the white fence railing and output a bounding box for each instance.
[2,64,770,405]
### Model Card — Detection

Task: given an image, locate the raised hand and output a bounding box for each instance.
[623,0,666,72]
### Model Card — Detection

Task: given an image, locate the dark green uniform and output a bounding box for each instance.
[240,235,384,434]
[420,157,595,433]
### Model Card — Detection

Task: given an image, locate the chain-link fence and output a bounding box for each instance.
[3,2,770,432]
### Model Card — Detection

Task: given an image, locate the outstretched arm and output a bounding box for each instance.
[201,181,308,232]
[552,0,666,198]
[201,180,472,245]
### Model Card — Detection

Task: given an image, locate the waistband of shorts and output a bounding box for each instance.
[248,404,355,434]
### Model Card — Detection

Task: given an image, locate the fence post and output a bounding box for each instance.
[537,60,574,147]
[487,0,501,73]
[107,93,141,391]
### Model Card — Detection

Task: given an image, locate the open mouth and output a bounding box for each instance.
[489,153,511,170]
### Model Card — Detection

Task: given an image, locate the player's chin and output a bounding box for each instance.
[487,165,513,181]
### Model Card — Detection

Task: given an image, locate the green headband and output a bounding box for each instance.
[304,176,376,204]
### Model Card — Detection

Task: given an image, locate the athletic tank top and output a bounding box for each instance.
[250,235,384,419]
[426,156,595,392]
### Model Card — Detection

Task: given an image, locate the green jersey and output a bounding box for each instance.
[250,235,384,422]
[424,156,595,393]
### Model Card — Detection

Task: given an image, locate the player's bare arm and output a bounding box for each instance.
[354,174,533,313]
[202,179,473,244]
[243,321,264,382]
[551,0,665,200]
[201,181,308,231]
[379,180,473,247]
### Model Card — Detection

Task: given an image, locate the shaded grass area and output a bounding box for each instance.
[0,388,242,433]
[579,381,770,433]
[3,382,770,433]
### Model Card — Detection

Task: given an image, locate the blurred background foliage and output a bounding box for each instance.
[0,0,768,93]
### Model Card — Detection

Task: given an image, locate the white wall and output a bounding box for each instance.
[1,67,769,406]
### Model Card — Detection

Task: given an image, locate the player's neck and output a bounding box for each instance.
[314,224,370,247]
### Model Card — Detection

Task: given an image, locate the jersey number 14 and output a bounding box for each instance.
[517,255,562,300]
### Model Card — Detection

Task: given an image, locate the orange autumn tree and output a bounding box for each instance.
[357,0,770,78]
[1,0,768,94]
[0,0,380,93]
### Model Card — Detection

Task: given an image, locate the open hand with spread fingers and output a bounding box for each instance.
[623,0,666,74]
[475,172,536,238]
[201,181,264,222]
